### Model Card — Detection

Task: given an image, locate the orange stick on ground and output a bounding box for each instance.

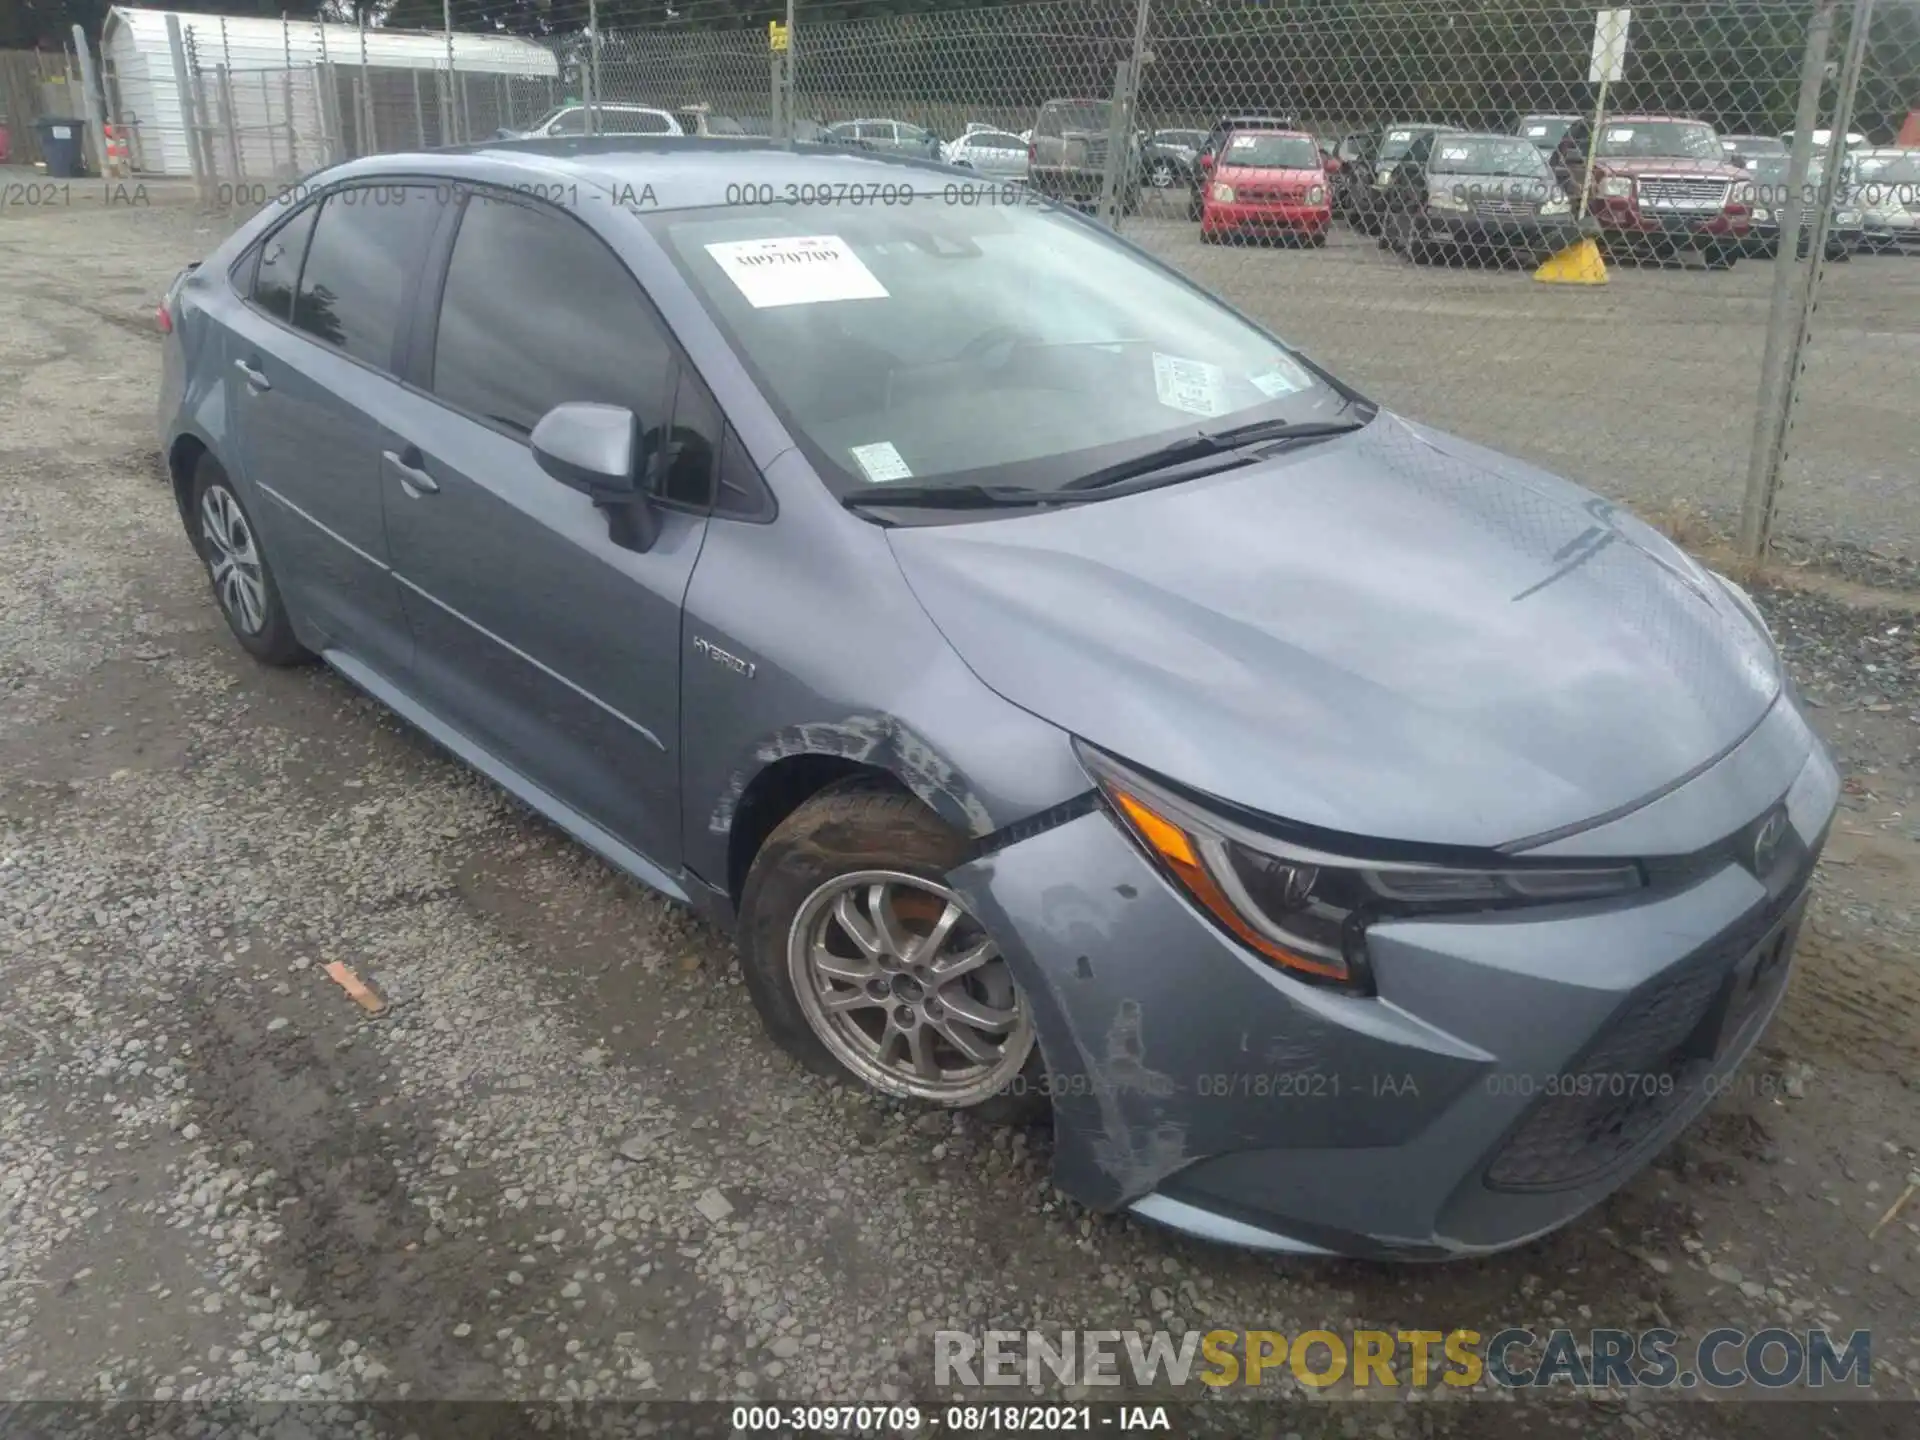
[322,960,390,1016]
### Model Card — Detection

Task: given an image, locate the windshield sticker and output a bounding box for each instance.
[1248,358,1312,398]
[1229,134,1259,150]
[1439,145,1472,162]
[1387,130,1411,143]
[1153,353,1231,418]
[1525,125,1549,137]
[1604,127,1635,143]
[850,441,913,484]
[704,235,888,309]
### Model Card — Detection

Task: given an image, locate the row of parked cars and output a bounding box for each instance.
[497,98,1917,266]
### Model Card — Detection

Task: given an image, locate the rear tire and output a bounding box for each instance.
[737,779,1046,1125]
[190,456,308,667]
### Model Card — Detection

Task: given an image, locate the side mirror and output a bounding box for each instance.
[531,402,660,551]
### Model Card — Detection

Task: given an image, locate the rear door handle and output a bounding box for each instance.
[233,358,271,393]
[382,447,439,496]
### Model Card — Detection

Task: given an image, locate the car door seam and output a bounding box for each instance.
[254,480,392,573]
[390,572,667,753]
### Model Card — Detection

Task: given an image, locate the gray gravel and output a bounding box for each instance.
[1,177,1916,1437]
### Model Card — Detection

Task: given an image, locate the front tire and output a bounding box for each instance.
[738,780,1044,1123]
[191,456,308,666]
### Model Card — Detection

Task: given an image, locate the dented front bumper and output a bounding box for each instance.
[948,741,1837,1259]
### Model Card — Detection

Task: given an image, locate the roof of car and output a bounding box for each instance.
[348,136,954,211]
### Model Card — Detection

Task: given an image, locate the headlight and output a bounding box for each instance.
[1375,165,1394,185]
[1078,744,1644,990]
[1540,193,1570,215]
[1835,209,1861,225]
[1735,182,1756,205]
[1211,182,1235,204]
[1600,175,1634,198]
[1306,185,1325,205]
[1429,187,1469,211]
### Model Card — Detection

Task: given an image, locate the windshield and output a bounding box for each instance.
[1519,117,1574,147]
[645,197,1347,496]
[1219,133,1320,168]
[1380,126,1448,162]
[1042,103,1110,134]
[1595,121,1721,160]
[1429,136,1549,177]
[1855,152,1920,185]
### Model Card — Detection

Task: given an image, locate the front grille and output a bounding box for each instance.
[1239,187,1303,203]
[1472,199,1540,218]
[1636,176,1731,210]
[1484,879,1808,1192]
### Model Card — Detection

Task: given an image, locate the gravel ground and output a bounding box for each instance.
[2,179,1918,1437]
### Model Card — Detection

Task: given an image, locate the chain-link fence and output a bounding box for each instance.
[81,0,1920,563]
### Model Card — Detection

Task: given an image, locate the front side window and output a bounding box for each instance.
[1380,127,1447,162]
[293,184,444,367]
[431,191,673,443]
[1219,133,1320,169]
[646,199,1351,497]
[605,109,671,135]
[1595,121,1721,160]
[252,202,318,321]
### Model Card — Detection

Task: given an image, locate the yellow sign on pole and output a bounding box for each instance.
[769,21,789,52]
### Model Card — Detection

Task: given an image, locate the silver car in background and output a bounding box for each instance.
[941,128,1029,179]
[1852,147,1920,251]
[496,103,682,140]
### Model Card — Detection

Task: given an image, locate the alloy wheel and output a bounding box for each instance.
[200,484,267,634]
[787,869,1033,1106]
[1150,161,1174,188]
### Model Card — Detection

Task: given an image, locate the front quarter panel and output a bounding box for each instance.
[678,450,1090,895]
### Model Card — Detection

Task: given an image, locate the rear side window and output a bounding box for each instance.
[549,108,585,135]
[251,203,318,322]
[293,184,444,369]
[606,110,671,135]
[430,191,673,442]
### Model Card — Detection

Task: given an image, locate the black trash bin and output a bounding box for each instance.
[34,116,88,178]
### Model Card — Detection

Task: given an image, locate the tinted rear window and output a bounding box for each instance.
[292,185,443,368]
[252,203,318,322]
[1042,103,1109,134]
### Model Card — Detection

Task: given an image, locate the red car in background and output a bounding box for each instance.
[1200,129,1331,245]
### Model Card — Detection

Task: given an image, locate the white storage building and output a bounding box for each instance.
[101,6,561,178]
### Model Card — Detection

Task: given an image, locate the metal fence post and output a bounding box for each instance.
[413,69,428,150]
[70,24,109,180]
[282,17,299,176]
[358,16,377,155]
[1099,0,1154,230]
[443,1,457,145]
[1738,0,1840,560]
[587,0,600,136]
[217,65,241,183]
[165,13,210,203]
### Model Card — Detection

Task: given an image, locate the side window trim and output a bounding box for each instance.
[398,179,470,393]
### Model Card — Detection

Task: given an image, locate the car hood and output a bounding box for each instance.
[886,414,1780,850]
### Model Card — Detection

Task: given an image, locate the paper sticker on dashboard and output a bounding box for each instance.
[850,441,913,483]
[1153,353,1231,418]
[705,235,889,308]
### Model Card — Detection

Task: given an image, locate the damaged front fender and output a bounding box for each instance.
[948,808,1487,1212]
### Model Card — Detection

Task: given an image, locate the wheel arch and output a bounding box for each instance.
[166,431,213,532]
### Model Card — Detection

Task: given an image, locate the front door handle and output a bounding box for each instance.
[233,358,271,393]
[382,447,439,496]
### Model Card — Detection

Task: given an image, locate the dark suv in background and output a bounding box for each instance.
[1029,98,1141,211]
[1348,122,1463,234]
[1186,112,1297,219]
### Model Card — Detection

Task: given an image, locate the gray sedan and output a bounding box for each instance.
[941,128,1029,180]
[158,138,1835,1259]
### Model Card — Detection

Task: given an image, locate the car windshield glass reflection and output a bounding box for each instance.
[648,200,1350,496]
[1429,137,1549,178]
[1595,121,1722,160]
[1220,135,1320,168]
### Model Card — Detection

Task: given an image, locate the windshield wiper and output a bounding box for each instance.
[1064,416,1369,493]
[841,483,1089,513]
